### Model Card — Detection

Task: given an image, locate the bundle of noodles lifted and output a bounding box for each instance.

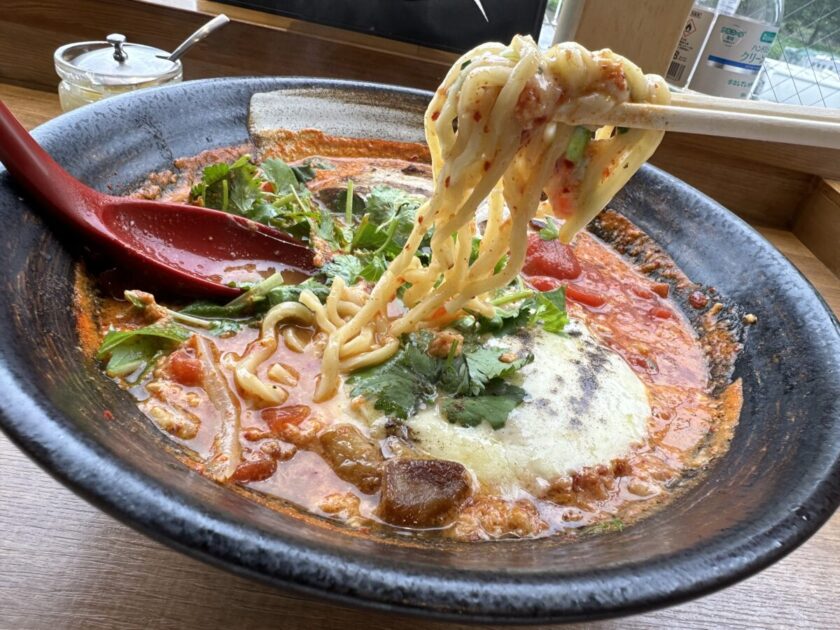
[307,36,669,401]
[88,36,745,540]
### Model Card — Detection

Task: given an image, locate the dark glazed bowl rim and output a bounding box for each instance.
[1,77,839,624]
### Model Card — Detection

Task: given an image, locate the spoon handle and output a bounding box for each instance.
[0,100,101,231]
[168,14,230,63]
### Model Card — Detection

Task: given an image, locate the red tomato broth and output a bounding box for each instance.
[82,142,742,542]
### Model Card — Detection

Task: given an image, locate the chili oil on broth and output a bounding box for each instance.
[77,131,744,543]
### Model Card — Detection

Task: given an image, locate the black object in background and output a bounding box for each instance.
[213,0,548,53]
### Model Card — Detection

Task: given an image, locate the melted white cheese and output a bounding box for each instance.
[408,323,651,494]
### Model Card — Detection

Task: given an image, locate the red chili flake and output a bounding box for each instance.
[445,176,451,188]
[418,216,424,224]
[103,410,114,421]
[631,286,655,300]
[260,181,275,193]
[688,290,709,309]
[473,111,481,122]
[431,111,441,121]
[483,161,491,171]
[649,306,672,320]
[483,125,490,133]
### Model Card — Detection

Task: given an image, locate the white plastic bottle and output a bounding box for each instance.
[688,0,784,99]
[666,0,719,88]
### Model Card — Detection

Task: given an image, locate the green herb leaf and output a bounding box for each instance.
[358,253,388,282]
[532,287,568,334]
[440,381,527,429]
[322,254,364,285]
[96,323,190,379]
[440,345,532,396]
[539,216,560,240]
[291,164,316,183]
[348,333,441,419]
[261,158,300,192]
[474,305,533,336]
[181,273,287,318]
[266,277,331,306]
[228,157,262,214]
[302,157,335,170]
[351,186,424,257]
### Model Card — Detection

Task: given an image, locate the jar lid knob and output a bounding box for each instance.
[106,33,128,63]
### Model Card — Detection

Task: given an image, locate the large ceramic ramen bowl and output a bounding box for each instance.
[0,78,838,624]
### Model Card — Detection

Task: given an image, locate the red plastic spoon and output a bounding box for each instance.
[0,100,315,299]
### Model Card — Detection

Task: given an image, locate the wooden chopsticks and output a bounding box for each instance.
[563,92,840,149]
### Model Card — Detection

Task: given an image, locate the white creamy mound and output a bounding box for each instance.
[408,323,651,494]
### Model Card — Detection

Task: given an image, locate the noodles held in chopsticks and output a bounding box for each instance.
[255,36,670,402]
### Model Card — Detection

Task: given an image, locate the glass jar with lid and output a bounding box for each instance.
[54,34,182,112]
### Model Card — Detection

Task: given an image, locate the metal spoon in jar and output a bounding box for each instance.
[160,14,230,63]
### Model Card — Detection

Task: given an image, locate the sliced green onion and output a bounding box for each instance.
[564,126,592,164]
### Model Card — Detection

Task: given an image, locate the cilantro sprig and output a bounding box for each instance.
[348,332,533,429]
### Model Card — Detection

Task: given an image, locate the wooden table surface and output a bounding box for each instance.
[1,84,838,630]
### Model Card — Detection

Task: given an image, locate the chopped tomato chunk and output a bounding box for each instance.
[167,349,202,386]
[522,233,581,280]
[231,457,277,483]
[566,284,607,308]
[527,275,562,292]
[261,405,311,433]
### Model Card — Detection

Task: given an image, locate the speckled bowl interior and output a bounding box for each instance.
[0,78,838,624]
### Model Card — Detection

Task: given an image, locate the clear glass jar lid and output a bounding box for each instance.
[54,34,182,87]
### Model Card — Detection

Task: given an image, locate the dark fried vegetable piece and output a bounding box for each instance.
[378,459,471,528]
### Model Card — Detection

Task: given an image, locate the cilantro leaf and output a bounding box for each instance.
[358,254,388,282]
[322,254,364,285]
[291,164,316,183]
[539,216,560,240]
[348,333,441,419]
[261,158,300,192]
[228,157,262,214]
[440,345,532,396]
[474,304,533,336]
[440,381,527,429]
[96,323,190,379]
[266,278,330,305]
[475,287,568,336]
[351,186,424,257]
[533,287,568,333]
[463,347,531,394]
